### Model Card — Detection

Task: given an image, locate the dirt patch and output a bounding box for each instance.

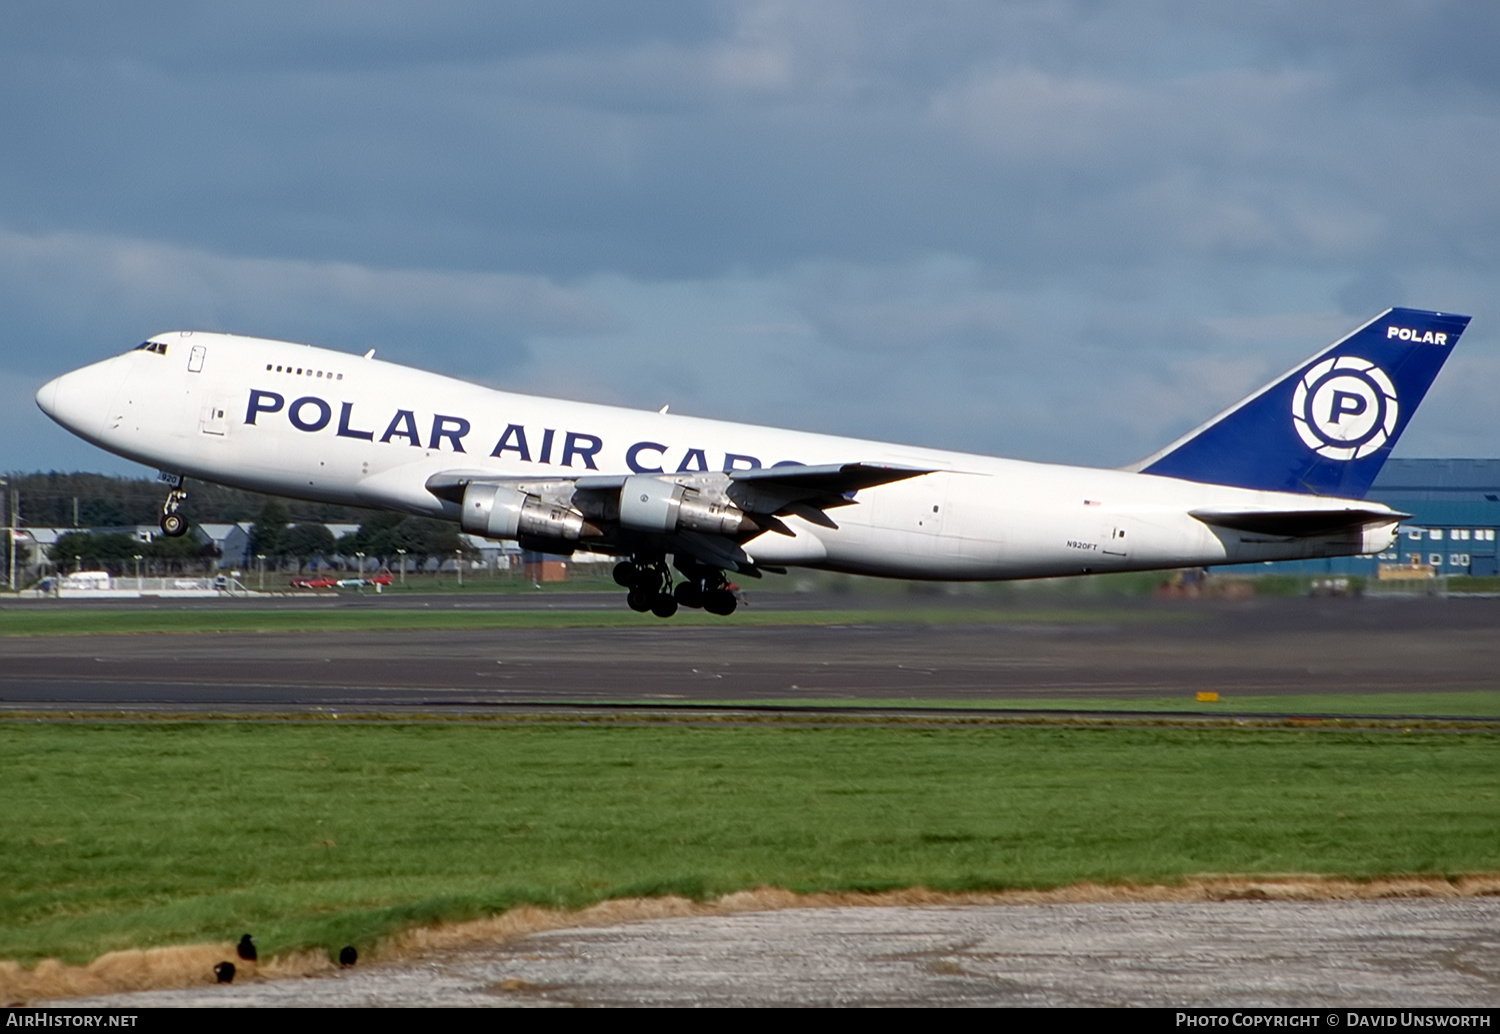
[8,874,1500,1004]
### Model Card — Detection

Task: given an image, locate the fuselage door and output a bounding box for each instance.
[1063,506,1131,567]
[199,399,229,436]
[1101,520,1129,559]
[188,345,206,373]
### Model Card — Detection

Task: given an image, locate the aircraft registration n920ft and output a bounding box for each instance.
[36,307,1469,616]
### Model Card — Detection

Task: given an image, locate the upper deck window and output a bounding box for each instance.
[269,362,345,380]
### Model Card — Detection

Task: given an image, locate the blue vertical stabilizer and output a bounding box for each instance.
[1135,308,1470,498]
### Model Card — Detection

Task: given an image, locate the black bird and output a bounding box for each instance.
[339,946,358,967]
[213,961,235,984]
[237,934,257,962]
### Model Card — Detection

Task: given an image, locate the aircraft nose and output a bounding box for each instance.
[35,376,61,419]
[36,360,121,441]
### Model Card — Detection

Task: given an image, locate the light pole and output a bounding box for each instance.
[133,554,142,586]
[396,548,406,587]
[455,549,462,587]
[257,553,265,590]
[355,551,365,579]
[1,478,12,593]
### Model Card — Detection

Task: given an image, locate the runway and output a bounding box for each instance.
[3,593,1500,713]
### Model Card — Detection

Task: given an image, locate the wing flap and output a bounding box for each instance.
[727,462,936,515]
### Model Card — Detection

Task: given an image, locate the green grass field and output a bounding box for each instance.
[2,720,1495,966]
[706,691,1500,717]
[0,604,1175,637]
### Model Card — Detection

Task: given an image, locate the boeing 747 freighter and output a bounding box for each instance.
[36,307,1468,615]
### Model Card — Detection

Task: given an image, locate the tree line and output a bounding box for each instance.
[46,530,218,574]
[246,502,471,570]
[13,471,476,577]
[5,471,376,528]
[45,504,473,575]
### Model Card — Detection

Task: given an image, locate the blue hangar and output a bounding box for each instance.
[1218,458,1500,579]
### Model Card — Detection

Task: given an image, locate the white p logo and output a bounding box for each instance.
[1291,357,1398,460]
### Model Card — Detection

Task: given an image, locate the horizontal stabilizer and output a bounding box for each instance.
[1189,507,1408,538]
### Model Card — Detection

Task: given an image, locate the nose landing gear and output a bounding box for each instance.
[159,481,190,538]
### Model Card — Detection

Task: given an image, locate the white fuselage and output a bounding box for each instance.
[37,331,1398,579]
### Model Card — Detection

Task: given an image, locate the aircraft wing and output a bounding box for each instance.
[1188,507,1409,538]
[729,462,933,493]
[424,462,937,572]
[425,462,932,511]
[424,470,581,502]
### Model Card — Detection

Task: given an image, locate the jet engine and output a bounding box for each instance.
[460,482,595,542]
[617,475,757,536]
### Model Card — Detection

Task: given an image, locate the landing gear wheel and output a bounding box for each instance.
[703,589,738,616]
[673,581,703,608]
[623,553,674,613]
[159,481,189,537]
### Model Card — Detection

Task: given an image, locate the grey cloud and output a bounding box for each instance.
[0,3,726,72]
[0,230,621,373]
[1193,1,1500,94]
[6,2,1500,471]
[1336,272,1407,317]
[6,2,1497,283]
[788,258,1021,353]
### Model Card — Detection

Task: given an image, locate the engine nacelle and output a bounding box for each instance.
[618,475,756,536]
[460,482,587,542]
[618,475,684,533]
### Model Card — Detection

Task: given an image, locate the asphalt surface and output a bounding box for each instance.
[3,593,1500,712]
[52,900,1500,1007]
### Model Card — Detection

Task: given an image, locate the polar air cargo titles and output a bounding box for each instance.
[37,307,1470,617]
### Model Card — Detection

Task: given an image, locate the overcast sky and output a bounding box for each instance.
[5,1,1498,477]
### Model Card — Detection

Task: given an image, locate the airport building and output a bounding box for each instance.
[1218,458,1500,579]
[16,522,255,570]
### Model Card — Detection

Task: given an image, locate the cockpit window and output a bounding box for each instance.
[133,341,168,356]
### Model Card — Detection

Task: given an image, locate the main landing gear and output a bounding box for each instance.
[615,556,678,617]
[159,481,190,537]
[612,554,740,618]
